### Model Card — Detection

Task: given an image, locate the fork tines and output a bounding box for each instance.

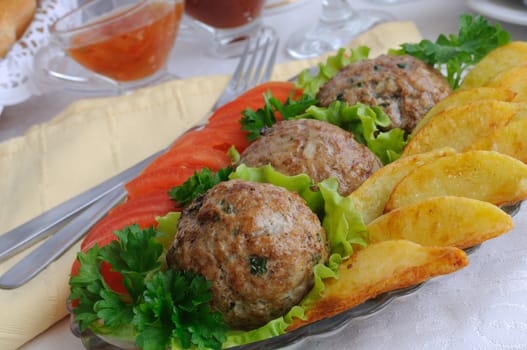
[213,26,279,110]
[235,26,279,90]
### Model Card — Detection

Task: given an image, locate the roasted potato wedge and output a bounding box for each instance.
[467,108,527,163]
[412,86,516,136]
[350,148,456,224]
[403,100,518,156]
[367,196,513,249]
[287,240,468,331]
[460,41,527,89]
[385,150,527,211]
[486,64,527,102]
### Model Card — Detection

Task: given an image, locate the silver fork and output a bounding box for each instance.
[0,26,279,289]
[212,26,279,110]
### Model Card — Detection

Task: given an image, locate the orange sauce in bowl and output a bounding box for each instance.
[68,1,183,82]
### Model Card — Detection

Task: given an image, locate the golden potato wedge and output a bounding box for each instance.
[287,240,468,331]
[467,109,527,163]
[402,100,518,156]
[486,64,527,102]
[367,196,513,249]
[412,86,516,136]
[350,148,456,224]
[385,150,527,211]
[460,41,527,89]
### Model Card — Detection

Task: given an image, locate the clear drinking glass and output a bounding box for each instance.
[286,0,395,59]
[32,0,184,95]
[184,0,266,58]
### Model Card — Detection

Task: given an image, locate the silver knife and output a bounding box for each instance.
[0,188,125,289]
[0,148,165,263]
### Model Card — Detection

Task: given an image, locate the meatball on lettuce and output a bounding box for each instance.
[240,119,382,196]
[167,179,328,330]
[316,54,452,133]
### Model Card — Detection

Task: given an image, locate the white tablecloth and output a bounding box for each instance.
[7,0,527,349]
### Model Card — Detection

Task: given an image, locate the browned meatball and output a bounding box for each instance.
[166,179,328,330]
[239,119,381,196]
[316,54,451,133]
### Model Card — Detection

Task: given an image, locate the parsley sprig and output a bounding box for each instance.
[133,270,227,350]
[240,92,318,141]
[69,224,228,350]
[392,14,511,89]
[169,167,233,206]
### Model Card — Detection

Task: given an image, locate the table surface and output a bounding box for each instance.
[9,0,527,349]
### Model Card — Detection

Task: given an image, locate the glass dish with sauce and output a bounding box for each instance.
[32,0,184,95]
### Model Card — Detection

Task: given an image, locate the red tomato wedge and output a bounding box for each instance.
[80,190,176,251]
[100,262,127,294]
[125,165,200,199]
[207,81,303,124]
[171,125,251,153]
[72,191,178,293]
[140,145,231,175]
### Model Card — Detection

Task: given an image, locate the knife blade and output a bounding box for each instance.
[0,187,126,289]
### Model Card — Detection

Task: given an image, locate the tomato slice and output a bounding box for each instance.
[109,189,177,216]
[171,125,250,153]
[141,145,231,174]
[100,261,127,294]
[207,81,303,124]
[81,190,175,251]
[125,165,200,199]
[72,190,178,293]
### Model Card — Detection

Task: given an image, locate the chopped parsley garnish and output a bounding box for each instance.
[249,255,268,275]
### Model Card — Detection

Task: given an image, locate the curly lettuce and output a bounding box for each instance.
[298,101,407,164]
[296,46,370,97]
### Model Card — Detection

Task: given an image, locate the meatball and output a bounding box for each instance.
[316,54,451,133]
[167,179,328,330]
[239,119,381,196]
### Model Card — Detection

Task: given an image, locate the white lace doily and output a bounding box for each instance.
[0,0,75,107]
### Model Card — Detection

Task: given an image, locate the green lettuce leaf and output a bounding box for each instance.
[229,163,323,214]
[298,101,408,165]
[155,212,181,249]
[222,317,289,348]
[296,46,370,97]
[318,178,368,258]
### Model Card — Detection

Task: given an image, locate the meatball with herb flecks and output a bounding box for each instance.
[316,54,451,133]
[239,118,382,196]
[166,179,328,330]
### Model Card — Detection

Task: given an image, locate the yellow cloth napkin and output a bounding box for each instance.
[0,22,421,349]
